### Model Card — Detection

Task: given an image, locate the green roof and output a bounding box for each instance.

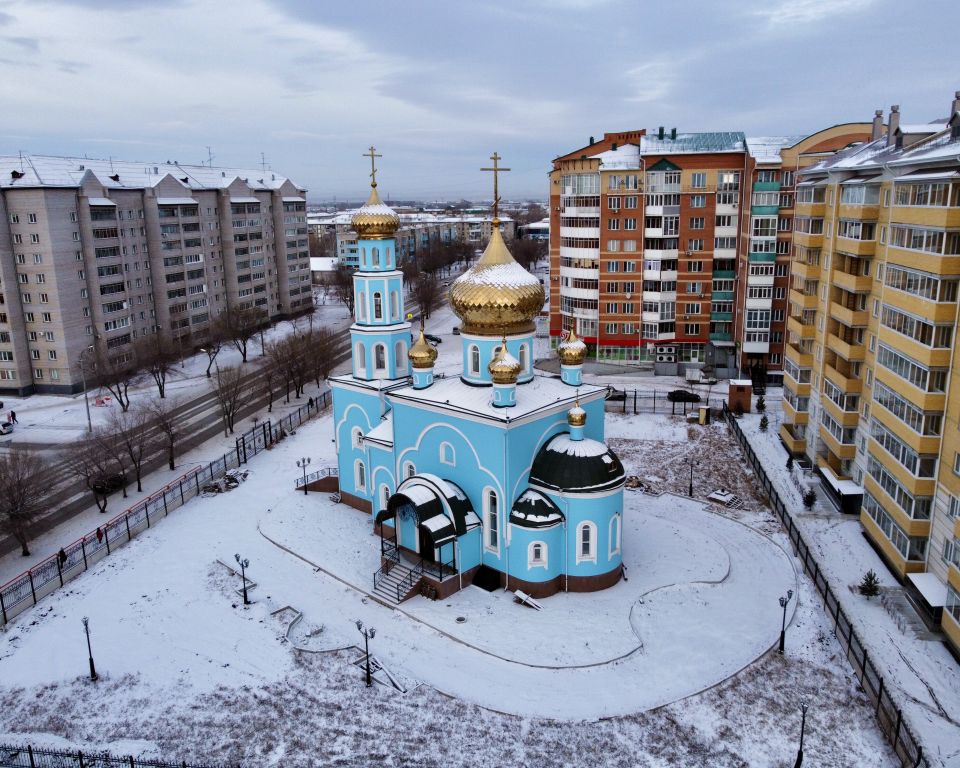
[647,158,681,171]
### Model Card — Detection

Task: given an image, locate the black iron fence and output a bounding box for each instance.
[0,743,221,768]
[603,388,724,415]
[0,392,330,629]
[724,407,928,768]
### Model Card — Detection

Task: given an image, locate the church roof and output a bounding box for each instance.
[510,489,564,528]
[529,434,625,494]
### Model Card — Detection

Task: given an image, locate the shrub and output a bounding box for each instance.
[759,415,769,432]
[802,488,816,509]
[756,395,766,413]
[858,569,881,598]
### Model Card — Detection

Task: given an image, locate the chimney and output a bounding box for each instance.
[589,136,595,145]
[952,91,960,118]
[871,109,884,141]
[612,142,618,151]
[658,126,665,140]
[670,127,677,140]
[887,105,900,146]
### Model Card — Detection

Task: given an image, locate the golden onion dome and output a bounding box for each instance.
[558,328,588,366]
[449,227,545,336]
[351,184,400,240]
[408,327,438,369]
[488,342,522,385]
[568,400,587,427]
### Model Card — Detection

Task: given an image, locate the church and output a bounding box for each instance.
[329,151,626,602]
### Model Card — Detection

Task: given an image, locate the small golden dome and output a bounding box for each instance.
[568,400,587,427]
[408,327,438,369]
[351,185,400,240]
[488,342,522,385]
[450,227,545,337]
[558,328,588,366]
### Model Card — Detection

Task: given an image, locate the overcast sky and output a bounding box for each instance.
[0,0,957,201]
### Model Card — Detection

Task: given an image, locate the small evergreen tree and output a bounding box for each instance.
[733,404,744,417]
[859,569,881,598]
[756,395,766,413]
[759,414,769,432]
[802,488,816,509]
[786,455,794,471]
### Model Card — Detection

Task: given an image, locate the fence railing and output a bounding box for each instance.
[0,743,222,768]
[0,391,330,630]
[724,406,927,768]
[603,388,723,415]
[295,466,339,489]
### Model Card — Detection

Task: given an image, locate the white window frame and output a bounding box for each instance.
[351,427,363,449]
[354,459,366,491]
[403,460,416,479]
[439,441,456,466]
[528,541,548,569]
[484,487,500,554]
[355,342,367,376]
[469,344,480,375]
[374,343,387,372]
[609,514,622,557]
[576,521,597,564]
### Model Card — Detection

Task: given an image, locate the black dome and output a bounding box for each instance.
[529,433,625,494]
[510,489,564,528]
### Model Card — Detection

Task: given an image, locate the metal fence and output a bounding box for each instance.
[724,407,927,768]
[603,389,724,415]
[0,743,222,768]
[0,391,330,630]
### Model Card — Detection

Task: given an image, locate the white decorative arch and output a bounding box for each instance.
[483,486,500,554]
[439,441,455,466]
[402,460,416,479]
[519,343,529,372]
[351,426,363,449]
[354,459,367,491]
[358,292,367,321]
[395,422,503,500]
[528,540,548,568]
[609,513,622,557]
[576,521,597,564]
[355,342,367,376]
[335,403,374,452]
[469,345,480,375]
[374,343,387,372]
[395,341,407,373]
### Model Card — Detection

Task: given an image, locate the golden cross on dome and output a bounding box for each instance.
[364,146,382,188]
[481,151,510,223]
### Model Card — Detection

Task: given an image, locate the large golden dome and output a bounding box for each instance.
[351,185,400,240]
[449,227,545,336]
[408,327,438,369]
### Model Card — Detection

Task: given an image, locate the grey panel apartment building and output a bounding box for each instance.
[0,155,312,394]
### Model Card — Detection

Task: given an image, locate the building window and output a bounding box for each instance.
[485,488,499,553]
[390,291,399,320]
[609,514,622,557]
[519,343,529,372]
[691,194,706,208]
[358,292,367,321]
[395,341,406,373]
[577,522,596,563]
[439,442,455,466]
[379,485,389,513]
[373,292,383,320]
[371,247,380,267]
[355,342,366,375]
[351,427,363,449]
[402,460,416,479]
[374,344,386,371]
[469,345,480,375]
[354,460,366,491]
[528,541,548,569]
[691,172,706,189]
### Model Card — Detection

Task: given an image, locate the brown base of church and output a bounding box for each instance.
[501,566,623,598]
[339,489,372,514]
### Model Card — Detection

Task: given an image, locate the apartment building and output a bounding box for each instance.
[779,92,960,652]
[549,129,751,374]
[0,154,312,395]
[738,126,873,383]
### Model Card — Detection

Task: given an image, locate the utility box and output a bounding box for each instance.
[728,379,753,413]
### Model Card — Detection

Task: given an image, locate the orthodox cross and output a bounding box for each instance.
[364,146,382,187]
[481,151,510,222]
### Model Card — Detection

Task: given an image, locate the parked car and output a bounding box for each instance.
[452,326,461,335]
[0,422,12,435]
[605,387,626,402]
[424,333,442,344]
[667,389,701,403]
[91,473,125,495]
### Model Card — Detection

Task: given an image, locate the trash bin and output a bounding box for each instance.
[698,405,710,425]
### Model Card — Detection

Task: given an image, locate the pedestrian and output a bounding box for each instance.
[308,396,315,409]
[10,410,16,424]
[58,548,67,568]
[95,527,103,543]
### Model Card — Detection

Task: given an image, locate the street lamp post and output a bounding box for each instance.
[355,620,376,687]
[234,553,250,605]
[778,589,794,654]
[81,616,97,681]
[80,344,94,433]
[686,458,695,498]
[794,700,809,768]
[297,457,311,496]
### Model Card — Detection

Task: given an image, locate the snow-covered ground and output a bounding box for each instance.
[0,393,897,766]
[738,401,960,767]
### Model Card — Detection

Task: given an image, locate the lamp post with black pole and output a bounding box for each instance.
[234,553,250,605]
[79,344,94,434]
[81,616,97,681]
[686,457,695,498]
[794,700,809,768]
[355,620,376,687]
[778,588,794,654]
[297,457,311,496]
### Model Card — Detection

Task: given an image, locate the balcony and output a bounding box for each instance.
[710,311,733,322]
[891,206,960,230]
[834,237,876,257]
[790,260,820,281]
[753,181,781,192]
[785,342,814,369]
[782,398,809,424]
[743,340,770,354]
[862,476,932,538]
[751,204,779,216]
[713,291,735,301]
[709,332,732,342]
[793,231,823,248]
[859,513,925,578]
[787,315,816,339]
[794,201,825,217]
[829,301,868,327]
[789,289,818,310]
[818,424,857,460]
[780,423,807,453]
[712,270,735,280]
[821,396,860,428]
[827,332,866,361]
[832,271,873,294]
[748,252,777,264]
[824,363,862,393]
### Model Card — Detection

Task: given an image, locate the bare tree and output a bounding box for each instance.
[332,264,356,316]
[511,238,547,271]
[0,451,53,556]
[92,425,130,499]
[211,364,251,435]
[223,306,265,363]
[414,274,442,320]
[146,397,179,471]
[303,326,338,388]
[82,346,139,412]
[136,335,178,399]
[68,439,117,514]
[107,407,152,493]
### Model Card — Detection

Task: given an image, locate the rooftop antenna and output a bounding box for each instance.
[206,146,214,167]
[260,152,267,172]
[18,150,24,172]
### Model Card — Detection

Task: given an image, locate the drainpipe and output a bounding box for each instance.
[561,492,571,592]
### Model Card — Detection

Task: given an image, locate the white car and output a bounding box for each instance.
[0,422,13,435]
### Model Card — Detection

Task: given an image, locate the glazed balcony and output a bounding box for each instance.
[824,363,862,393]
[832,271,873,294]
[860,513,926,578]
[821,395,860,429]
[793,231,823,248]
[780,423,806,454]
[862,475,932,538]
[791,260,820,281]
[818,424,856,460]
[891,206,960,230]
[781,398,809,425]
[834,237,876,257]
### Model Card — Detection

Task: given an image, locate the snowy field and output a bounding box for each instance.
[0,397,898,766]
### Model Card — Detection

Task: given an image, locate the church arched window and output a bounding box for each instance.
[372,247,380,267]
[402,460,416,479]
[484,488,499,553]
[519,343,529,373]
[379,484,390,513]
[439,442,455,466]
[351,427,363,449]
[373,292,383,320]
[528,541,547,568]
[374,344,386,371]
[609,514,622,557]
[354,460,366,491]
[469,345,480,375]
[577,521,597,564]
[358,291,367,321]
[390,291,399,320]
[355,342,367,375]
[395,341,406,373]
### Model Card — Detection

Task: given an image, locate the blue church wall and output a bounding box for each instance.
[506,523,564,584]
[459,333,536,385]
[353,273,406,326]
[368,443,396,515]
[540,488,623,578]
[350,329,410,380]
[356,238,397,272]
[331,385,382,503]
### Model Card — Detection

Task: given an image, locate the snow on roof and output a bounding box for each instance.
[640,132,746,155]
[591,143,641,169]
[0,153,303,192]
[365,414,394,446]
[897,123,946,134]
[907,572,947,607]
[746,136,805,162]
[156,197,199,205]
[397,483,436,507]
[545,433,610,458]
[388,374,605,423]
